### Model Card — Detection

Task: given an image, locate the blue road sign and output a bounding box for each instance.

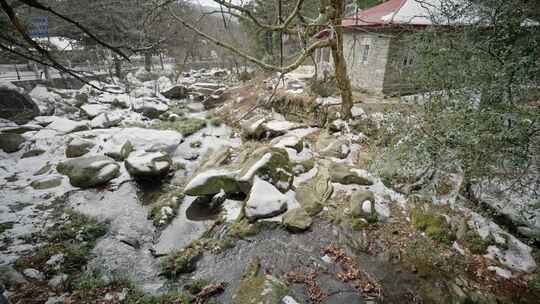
[29,16,48,38]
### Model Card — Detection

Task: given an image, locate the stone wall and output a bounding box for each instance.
[342,31,391,93]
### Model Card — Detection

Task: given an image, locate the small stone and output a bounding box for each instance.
[48,273,68,289]
[0,133,25,153]
[30,176,63,190]
[282,295,300,304]
[45,253,65,269]
[487,266,512,279]
[22,268,45,281]
[125,151,172,180]
[44,295,66,304]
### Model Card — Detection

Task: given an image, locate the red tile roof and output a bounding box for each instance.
[342,0,439,28]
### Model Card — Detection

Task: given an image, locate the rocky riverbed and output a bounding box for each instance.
[0,67,539,303]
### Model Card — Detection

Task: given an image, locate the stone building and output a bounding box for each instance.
[316,0,459,95]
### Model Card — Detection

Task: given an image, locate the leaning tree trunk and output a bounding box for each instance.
[330,0,353,118]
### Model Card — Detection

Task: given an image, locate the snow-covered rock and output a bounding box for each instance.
[125,151,172,180]
[81,104,110,118]
[100,127,182,154]
[184,168,241,196]
[132,98,168,118]
[90,113,122,129]
[57,155,120,188]
[245,177,288,221]
[46,117,89,134]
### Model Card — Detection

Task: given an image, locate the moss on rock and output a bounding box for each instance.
[411,206,455,245]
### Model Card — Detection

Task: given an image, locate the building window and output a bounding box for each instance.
[361,44,370,64]
[403,50,415,67]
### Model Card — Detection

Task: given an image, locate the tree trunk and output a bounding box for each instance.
[330,0,353,119]
[159,52,165,70]
[113,55,122,78]
[144,52,152,72]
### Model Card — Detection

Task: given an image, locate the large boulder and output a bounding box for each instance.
[350,190,376,218]
[0,133,25,153]
[282,208,312,232]
[90,113,122,129]
[103,140,134,161]
[132,98,168,118]
[295,164,333,215]
[184,168,241,196]
[238,147,293,193]
[314,131,350,159]
[0,87,39,124]
[330,163,373,185]
[125,151,172,180]
[81,104,110,118]
[100,127,183,155]
[241,115,269,139]
[162,85,189,99]
[245,177,288,221]
[57,155,120,188]
[47,117,89,134]
[65,138,95,158]
[261,120,303,138]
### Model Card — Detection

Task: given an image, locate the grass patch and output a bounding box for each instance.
[411,206,455,246]
[15,210,108,276]
[71,274,190,304]
[149,195,182,228]
[207,116,223,127]
[185,279,209,295]
[227,218,259,239]
[161,245,203,278]
[0,222,14,234]
[462,230,495,254]
[154,118,207,136]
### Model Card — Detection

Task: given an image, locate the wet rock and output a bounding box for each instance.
[65,138,95,158]
[0,133,25,153]
[350,190,375,218]
[0,87,39,124]
[104,140,134,161]
[233,269,292,304]
[282,208,312,232]
[295,165,333,215]
[30,176,63,190]
[184,168,241,196]
[238,147,293,193]
[330,164,373,185]
[231,257,294,304]
[245,177,288,221]
[90,112,122,129]
[47,117,89,134]
[162,85,189,99]
[132,98,168,118]
[22,268,45,280]
[125,151,172,180]
[57,155,120,188]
